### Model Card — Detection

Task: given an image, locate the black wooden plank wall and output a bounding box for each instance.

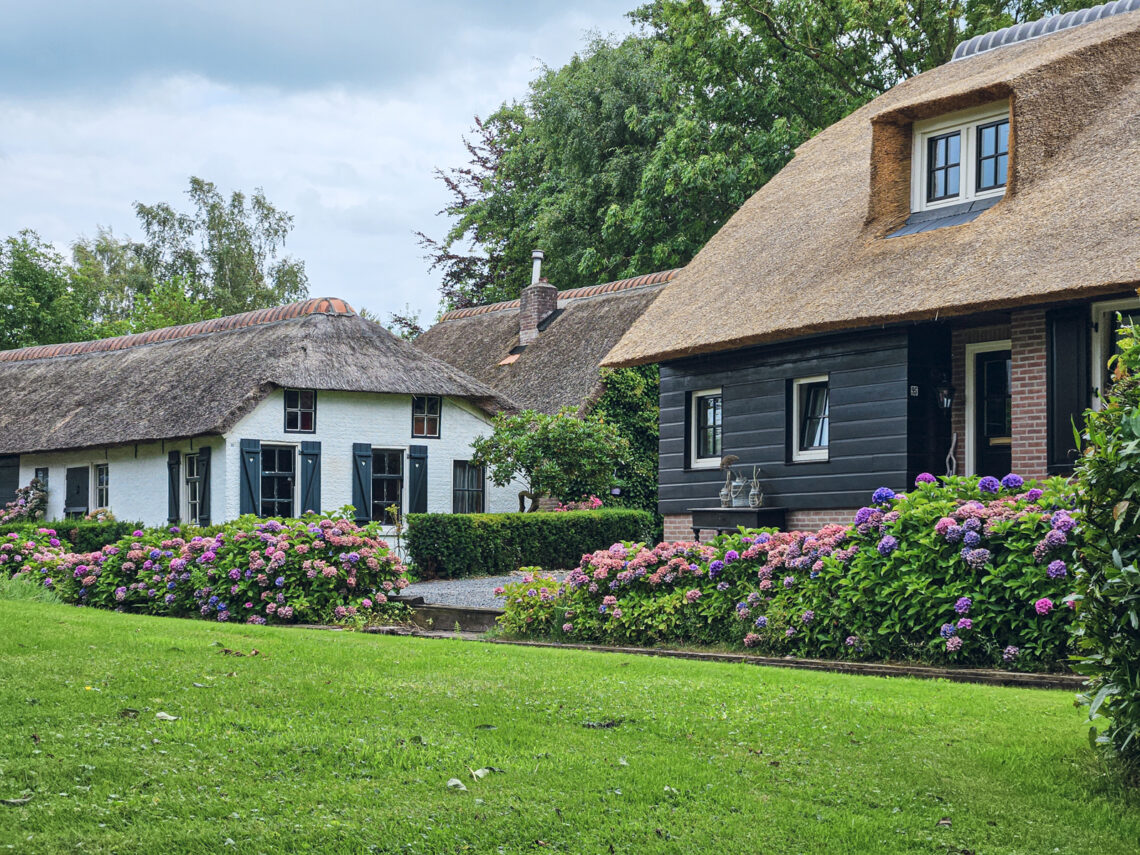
[658,331,910,516]
[0,455,18,506]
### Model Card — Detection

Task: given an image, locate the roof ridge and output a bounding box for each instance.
[0,297,356,364]
[952,0,1140,61]
[438,269,680,321]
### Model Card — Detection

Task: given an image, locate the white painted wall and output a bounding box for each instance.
[223,389,518,520]
[13,390,519,528]
[18,438,225,528]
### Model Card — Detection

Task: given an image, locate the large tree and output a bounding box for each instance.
[133,176,308,318]
[0,230,90,351]
[421,1,1085,313]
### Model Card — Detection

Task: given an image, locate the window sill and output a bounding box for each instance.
[689,458,721,471]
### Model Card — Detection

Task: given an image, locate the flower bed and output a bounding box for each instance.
[6,514,411,625]
[499,474,1079,672]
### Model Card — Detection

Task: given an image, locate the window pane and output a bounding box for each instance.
[300,411,313,431]
[695,394,722,458]
[947,133,960,164]
[299,390,314,409]
[285,411,298,431]
[285,389,298,409]
[427,397,440,415]
[413,416,426,436]
[995,154,1007,186]
[980,125,995,157]
[798,382,830,451]
[426,416,439,436]
[945,165,959,195]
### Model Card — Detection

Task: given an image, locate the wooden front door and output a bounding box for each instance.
[64,466,90,517]
[975,349,1012,478]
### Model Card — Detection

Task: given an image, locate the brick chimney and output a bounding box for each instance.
[519,249,556,345]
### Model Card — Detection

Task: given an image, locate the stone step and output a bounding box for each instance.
[410,603,503,634]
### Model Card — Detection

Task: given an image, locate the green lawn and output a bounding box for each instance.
[1,601,1137,854]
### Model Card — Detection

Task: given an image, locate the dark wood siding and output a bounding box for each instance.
[659,331,910,515]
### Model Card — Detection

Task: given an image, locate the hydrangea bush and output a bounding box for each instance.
[7,514,411,625]
[499,474,1079,671]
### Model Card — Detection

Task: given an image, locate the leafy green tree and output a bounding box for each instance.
[0,230,90,350]
[591,366,660,513]
[471,408,630,511]
[133,176,308,317]
[423,1,1086,312]
[70,226,157,337]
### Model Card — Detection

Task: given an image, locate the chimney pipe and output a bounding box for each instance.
[531,249,544,285]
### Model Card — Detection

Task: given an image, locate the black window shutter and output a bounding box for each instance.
[167,451,181,524]
[352,443,372,524]
[408,444,428,514]
[300,441,321,515]
[1046,308,1090,474]
[197,446,212,525]
[682,391,693,470]
[239,439,261,516]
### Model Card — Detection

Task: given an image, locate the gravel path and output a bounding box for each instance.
[401,573,565,610]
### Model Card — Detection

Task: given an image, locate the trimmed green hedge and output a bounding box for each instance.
[0,520,142,553]
[404,510,656,579]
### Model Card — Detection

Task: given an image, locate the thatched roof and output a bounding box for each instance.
[0,298,513,455]
[415,270,678,413]
[604,7,1140,367]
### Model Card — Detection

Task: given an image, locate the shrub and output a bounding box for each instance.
[1072,317,1140,772]
[0,519,142,552]
[499,475,1079,671]
[9,514,412,625]
[0,479,47,523]
[405,509,656,579]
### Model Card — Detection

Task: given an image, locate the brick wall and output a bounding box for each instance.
[664,509,857,541]
[1010,309,1049,480]
[786,508,860,530]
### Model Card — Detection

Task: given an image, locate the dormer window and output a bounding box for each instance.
[912,101,1009,213]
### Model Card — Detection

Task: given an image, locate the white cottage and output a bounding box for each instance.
[0,298,521,527]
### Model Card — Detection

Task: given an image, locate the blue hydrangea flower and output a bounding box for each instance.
[754,616,768,628]
[940,623,956,639]
[978,476,1001,494]
[871,487,896,504]
[877,535,899,557]
[963,530,981,547]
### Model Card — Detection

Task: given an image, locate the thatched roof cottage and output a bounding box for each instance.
[0,298,521,526]
[601,2,1140,538]
[416,266,679,414]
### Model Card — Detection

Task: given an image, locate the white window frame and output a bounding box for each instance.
[370,446,406,524]
[185,452,201,523]
[1091,297,1140,408]
[93,462,110,509]
[689,388,723,470]
[964,340,1011,476]
[791,375,830,463]
[911,101,1010,213]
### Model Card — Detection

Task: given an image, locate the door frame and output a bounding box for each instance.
[964,339,1011,476]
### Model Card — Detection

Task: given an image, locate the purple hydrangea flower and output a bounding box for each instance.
[963,530,981,547]
[801,610,814,624]
[1035,597,1054,615]
[1051,511,1076,532]
[871,487,896,504]
[1024,488,1044,502]
[562,623,574,633]
[1002,645,1020,662]
[963,518,982,532]
[1047,559,1068,579]
[724,550,740,563]
[275,576,285,587]
[945,524,964,544]
[915,473,937,486]
[956,617,972,631]
[755,615,768,628]
[1000,473,1024,490]
[954,597,972,615]
[708,560,725,579]
[785,627,795,638]
[853,507,875,526]
[965,548,991,570]
[716,581,730,592]
[978,476,1001,494]
[946,636,963,652]
[877,535,899,557]
[783,576,795,589]
[845,635,859,647]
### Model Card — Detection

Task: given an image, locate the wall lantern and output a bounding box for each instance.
[937,384,956,412]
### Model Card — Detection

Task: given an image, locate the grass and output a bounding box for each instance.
[0,574,61,604]
[1,602,1138,854]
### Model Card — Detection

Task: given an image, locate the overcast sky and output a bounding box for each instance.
[0,1,635,325]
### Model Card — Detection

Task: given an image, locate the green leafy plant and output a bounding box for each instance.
[471,407,629,511]
[1072,315,1140,774]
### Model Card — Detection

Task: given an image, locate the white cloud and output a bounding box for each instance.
[0,2,635,326]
